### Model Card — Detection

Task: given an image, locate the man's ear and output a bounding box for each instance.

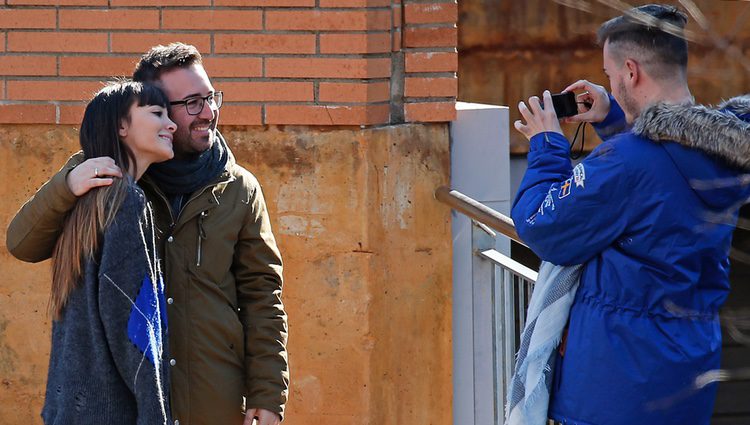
[624,59,640,85]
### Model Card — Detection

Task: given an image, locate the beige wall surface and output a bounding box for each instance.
[0,123,452,425]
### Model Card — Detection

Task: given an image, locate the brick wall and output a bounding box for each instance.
[0,0,457,126]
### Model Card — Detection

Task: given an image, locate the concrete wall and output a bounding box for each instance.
[0,123,452,425]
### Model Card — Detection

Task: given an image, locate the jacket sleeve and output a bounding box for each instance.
[97,187,170,424]
[233,176,288,419]
[511,131,634,265]
[6,152,84,262]
[592,95,628,141]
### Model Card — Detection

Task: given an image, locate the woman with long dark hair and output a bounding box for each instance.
[42,80,176,425]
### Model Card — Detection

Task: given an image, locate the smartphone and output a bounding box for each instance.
[544,92,578,118]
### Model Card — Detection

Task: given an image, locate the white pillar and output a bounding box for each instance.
[450,102,511,425]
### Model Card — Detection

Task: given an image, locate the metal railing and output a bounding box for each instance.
[436,186,537,425]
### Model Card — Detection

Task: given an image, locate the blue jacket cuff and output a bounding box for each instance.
[592,94,627,139]
[529,131,571,154]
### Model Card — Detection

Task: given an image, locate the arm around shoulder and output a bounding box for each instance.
[6,153,83,262]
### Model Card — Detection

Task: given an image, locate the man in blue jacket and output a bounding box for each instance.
[512,4,750,424]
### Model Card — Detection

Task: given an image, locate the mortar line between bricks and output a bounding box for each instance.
[7,29,396,34]
[403,72,456,77]
[403,97,454,103]
[403,22,456,28]
[214,77,392,81]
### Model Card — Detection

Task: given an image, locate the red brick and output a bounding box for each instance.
[393,5,402,28]
[60,56,138,77]
[8,0,105,5]
[215,0,313,5]
[319,33,390,54]
[60,9,159,30]
[219,82,313,102]
[404,101,455,122]
[320,0,390,7]
[215,34,315,54]
[404,77,456,98]
[266,104,390,125]
[0,9,56,29]
[217,105,262,125]
[59,104,87,125]
[404,2,457,24]
[266,58,391,79]
[403,26,457,48]
[0,56,57,76]
[202,57,262,78]
[266,10,390,31]
[319,82,390,103]
[163,10,262,31]
[0,104,56,124]
[8,32,108,53]
[393,28,401,51]
[7,80,104,101]
[112,0,208,5]
[0,34,5,53]
[405,51,457,73]
[111,33,211,54]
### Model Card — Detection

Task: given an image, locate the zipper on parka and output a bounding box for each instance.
[196,210,208,267]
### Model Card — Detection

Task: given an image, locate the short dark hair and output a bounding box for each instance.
[132,42,203,83]
[597,4,689,77]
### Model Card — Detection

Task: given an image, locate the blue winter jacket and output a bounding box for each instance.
[511,95,750,425]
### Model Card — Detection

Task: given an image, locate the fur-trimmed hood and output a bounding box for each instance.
[632,94,750,209]
[633,94,750,170]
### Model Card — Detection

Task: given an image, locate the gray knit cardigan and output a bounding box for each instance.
[42,183,170,425]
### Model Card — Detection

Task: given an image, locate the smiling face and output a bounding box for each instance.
[157,64,219,159]
[119,103,176,175]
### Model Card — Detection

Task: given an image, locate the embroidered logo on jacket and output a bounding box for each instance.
[559,178,572,199]
[573,163,586,188]
[537,186,557,216]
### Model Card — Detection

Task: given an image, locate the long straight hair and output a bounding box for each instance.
[50,81,169,319]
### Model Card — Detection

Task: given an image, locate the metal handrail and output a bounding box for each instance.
[434,186,524,245]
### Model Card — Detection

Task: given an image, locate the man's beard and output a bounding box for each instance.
[617,79,640,124]
[173,120,215,159]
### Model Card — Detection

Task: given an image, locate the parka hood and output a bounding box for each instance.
[632,95,750,209]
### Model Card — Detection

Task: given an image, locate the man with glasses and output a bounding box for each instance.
[7,43,288,425]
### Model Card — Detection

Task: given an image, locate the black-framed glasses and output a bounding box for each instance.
[169,91,223,116]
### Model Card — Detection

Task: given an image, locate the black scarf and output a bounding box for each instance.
[147,132,229,197]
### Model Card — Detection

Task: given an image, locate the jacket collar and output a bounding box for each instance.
[633,94,750,170]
